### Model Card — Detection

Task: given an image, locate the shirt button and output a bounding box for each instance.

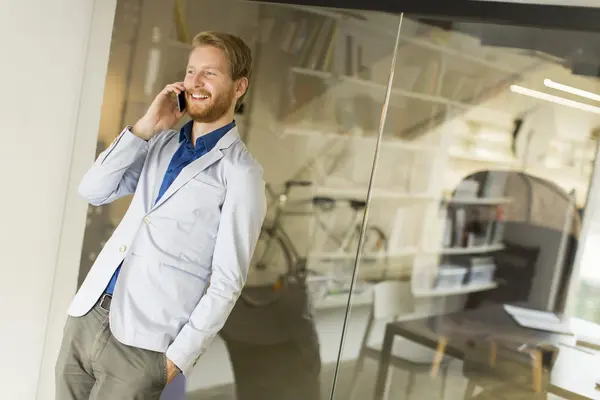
[143,217,150,224]
[119,245,127,252]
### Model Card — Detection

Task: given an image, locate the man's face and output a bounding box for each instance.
[184,45,241,123]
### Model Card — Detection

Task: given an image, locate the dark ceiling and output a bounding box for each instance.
[252,0,600,33]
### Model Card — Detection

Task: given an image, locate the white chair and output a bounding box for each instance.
[348,281,451,400]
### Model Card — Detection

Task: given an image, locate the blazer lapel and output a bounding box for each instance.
[152,148,223,210]
[150,126,241,211]
[149,134,180,210]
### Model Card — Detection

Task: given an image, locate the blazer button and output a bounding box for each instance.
[143,216,150,224]
[119,245,127,252]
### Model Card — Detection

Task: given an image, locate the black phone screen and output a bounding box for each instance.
[177,91,187,112]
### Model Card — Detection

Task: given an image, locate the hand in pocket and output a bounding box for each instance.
[165,356,180,385]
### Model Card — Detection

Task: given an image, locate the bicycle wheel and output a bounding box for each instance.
[241,227,294,307]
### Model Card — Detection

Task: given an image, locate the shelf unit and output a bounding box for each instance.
[290,66,489,112]
[439,244,504,255]
[313,287,373,309]
[413,282,498,298]
[282,125,439,152]
[445,197,512,206]
[307,243,504,264]
[313,186,437,202]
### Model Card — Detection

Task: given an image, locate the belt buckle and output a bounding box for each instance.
[99,293,112,312]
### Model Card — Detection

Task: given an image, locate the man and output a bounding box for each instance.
[55,31,266,399]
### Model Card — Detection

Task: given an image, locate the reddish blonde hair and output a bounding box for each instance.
[192,31,252,109]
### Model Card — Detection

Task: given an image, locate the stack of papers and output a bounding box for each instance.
[503,304,573,335]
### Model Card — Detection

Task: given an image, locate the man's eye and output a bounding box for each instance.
[206,71,216,76]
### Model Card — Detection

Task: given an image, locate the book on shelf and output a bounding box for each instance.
[278,13,337,72]
[262,8,383,75]
[345,34,353,76]
[481,171,509,198]
[310,19,336,71]
[443,204,505,249]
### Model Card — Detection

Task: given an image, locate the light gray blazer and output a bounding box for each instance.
[69,125,266,376]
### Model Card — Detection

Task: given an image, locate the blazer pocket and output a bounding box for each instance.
[185,178,225,202]
[157,262,210,315]
[161,261,211,281]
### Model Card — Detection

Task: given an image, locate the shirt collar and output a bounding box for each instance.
[178,120,236,151]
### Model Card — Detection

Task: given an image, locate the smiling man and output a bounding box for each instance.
[55,31,266,399]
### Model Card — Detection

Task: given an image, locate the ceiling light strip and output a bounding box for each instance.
[510,85,600,114]
[544,79,600,103]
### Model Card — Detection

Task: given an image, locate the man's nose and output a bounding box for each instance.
[193,74,206,87]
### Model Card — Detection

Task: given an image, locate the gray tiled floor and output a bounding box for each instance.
[187,358,469,400]
[187,358,567,400]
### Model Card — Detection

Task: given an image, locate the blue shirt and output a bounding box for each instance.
[104,120,235,295]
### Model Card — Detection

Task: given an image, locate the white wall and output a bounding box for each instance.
[0,1,116,398]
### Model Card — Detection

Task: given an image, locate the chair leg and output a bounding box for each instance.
[405,371,416,400]
[383,366,395,400]
[463,381,477,400]
[348,351,367,400]
[439,366,449,400]
[350,309,377,400]
[431,336,448,378]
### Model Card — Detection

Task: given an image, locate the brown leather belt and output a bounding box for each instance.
[98,293,112,312]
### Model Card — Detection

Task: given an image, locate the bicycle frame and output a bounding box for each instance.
[260,181,374,272]
[256,183,309,278]
[244,181,388,306]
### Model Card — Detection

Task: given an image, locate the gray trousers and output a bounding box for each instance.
[55,297,167,400]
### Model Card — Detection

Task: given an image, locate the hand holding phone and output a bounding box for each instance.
[131,82,186,141]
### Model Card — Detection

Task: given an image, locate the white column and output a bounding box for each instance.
[0,0,116,398]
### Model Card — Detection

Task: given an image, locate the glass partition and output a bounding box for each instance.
[76,1,600,399]
[337,13,600,400]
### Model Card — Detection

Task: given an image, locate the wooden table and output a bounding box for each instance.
[374,304,600,400]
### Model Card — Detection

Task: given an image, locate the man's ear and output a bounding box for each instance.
[236,77,249,99]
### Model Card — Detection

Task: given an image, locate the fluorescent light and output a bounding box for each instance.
[510,85,600,114]
[544,78,600,102]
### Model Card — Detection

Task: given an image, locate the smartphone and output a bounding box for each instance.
[177,91,187,112]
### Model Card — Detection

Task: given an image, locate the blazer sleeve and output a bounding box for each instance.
[165,163,267,376]
[78,127,149,206]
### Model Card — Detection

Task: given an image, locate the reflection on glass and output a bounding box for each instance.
[222,4,399,400]
[339,14,598,400]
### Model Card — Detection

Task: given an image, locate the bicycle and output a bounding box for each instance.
[241,180,388,307]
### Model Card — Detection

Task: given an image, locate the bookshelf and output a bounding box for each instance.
[269,3,523,75]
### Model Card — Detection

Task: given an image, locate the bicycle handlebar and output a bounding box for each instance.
[285,180,313,188]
